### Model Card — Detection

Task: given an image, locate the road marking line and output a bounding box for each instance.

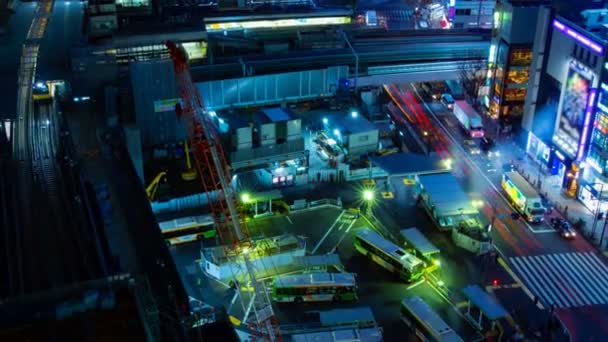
[529,228,557,234]
[498,257,544,309]
[285,216,293,224]
[311,210,345,254]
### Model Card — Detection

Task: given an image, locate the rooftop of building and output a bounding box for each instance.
[328,113,377,135]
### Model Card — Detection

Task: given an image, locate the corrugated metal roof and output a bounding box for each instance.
[263,107,292,122]
[418,173,476,215]
[461,285,508,320]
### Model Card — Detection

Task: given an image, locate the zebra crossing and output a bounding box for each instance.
[510,252,608,308]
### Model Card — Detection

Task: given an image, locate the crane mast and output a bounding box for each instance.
[165,41,281,341]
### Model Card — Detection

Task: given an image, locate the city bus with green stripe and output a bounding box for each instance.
[354,228,425,282]
[272,272,358,303]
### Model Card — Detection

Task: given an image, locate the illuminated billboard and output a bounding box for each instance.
[205,16,351,32]
[554,64,593,157]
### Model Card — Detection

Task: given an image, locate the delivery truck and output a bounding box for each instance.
[453,100,484,138]
[501,171,546,223]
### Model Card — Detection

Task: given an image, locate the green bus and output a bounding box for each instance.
[401,296,464,342]
[354,228,425,282]
[272,272,358,303]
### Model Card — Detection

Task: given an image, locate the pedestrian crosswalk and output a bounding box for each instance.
[510,252,608,308]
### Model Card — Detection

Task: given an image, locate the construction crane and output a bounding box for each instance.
[165,41,282,341]
[146,171,167,201]
[181,139,197,181]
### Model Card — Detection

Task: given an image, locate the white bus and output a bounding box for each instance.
[354,229,425,282]
[158,214,216,245]
[401,296,464,342]
[272,272,358,303]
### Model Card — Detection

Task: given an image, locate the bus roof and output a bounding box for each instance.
[158,214,213,233]
[291,327,383,342]
[503,171,538,198]
[400,228,440,256]
[356,229,423,269]
[401,296,463,342]
[319,307,376,327]
[274,272,356,288]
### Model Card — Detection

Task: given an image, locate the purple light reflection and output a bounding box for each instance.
[553,19,604,54]
[578,88,597,160]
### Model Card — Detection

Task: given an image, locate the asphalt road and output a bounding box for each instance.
[402,83,608,341]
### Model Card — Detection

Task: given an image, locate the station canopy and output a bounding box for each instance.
[461,285,508,321]
[369,153,445,176]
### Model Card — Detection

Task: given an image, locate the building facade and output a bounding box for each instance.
[448,0,496,29]
[487,1,551,128]
[523,15,608,212]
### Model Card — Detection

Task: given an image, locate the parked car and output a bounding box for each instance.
[550,217,576,239]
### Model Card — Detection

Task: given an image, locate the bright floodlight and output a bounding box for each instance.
[443,158,453,169]
[433,259,441,267]
[240,193,251,203]
[363,189,374,201]
[322,117,328,124]
[472,200,484,208]
[351,111,358,118]
[333,129,340,136]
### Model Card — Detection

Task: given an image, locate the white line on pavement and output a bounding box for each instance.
[329,220,358,254]
[285,216,293,224]
[311,210,345,254]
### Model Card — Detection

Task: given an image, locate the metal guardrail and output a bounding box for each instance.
[289,198,343,212]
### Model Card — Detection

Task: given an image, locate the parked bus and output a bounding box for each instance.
[158,214,216,246]
[401,296,464,342]
[400,227,441,273]
[354,228,425,282]
[272,272,358,303]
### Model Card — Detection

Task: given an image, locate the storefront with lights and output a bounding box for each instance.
[578,82,608,212]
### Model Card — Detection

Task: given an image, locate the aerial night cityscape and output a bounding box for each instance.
[3,0,608,341]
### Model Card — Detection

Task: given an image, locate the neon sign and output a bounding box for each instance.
[553,19,604,54]
[578,88,597,160]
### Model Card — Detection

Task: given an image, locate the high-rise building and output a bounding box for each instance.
[486,0,552,129]
[523,13,608,211]
[448,0,496,29]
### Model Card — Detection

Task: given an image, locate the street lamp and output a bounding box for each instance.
[443,158,453,170]
[240,192,251,204]
[362,189,375,216]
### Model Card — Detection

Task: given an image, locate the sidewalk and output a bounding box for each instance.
[505,142,606,250]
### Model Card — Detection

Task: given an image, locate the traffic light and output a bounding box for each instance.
[492,279,499,286]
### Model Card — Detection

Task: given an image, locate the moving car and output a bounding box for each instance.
[550,217,576,239]
[464,139,480,155]
[480,137,499,157]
